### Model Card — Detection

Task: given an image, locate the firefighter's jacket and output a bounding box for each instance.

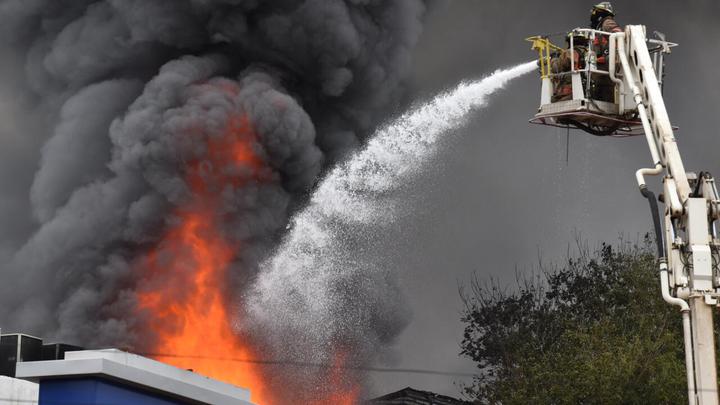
[550,46,587,75]
[598,16,622,33]
[593,18,622,66]
[550,46,587,101]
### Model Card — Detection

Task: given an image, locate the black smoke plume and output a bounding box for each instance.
[0,0,427,401]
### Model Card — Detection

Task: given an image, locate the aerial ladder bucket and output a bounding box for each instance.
[526,27,676,137]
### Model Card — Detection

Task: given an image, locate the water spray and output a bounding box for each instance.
[247,61,536,385]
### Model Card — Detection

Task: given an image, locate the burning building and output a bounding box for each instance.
[0,1,428,404]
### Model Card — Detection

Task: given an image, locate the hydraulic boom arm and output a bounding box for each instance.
[612,25,720,405]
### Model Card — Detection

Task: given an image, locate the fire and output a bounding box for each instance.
[136,99,360,404]
[318,353,361,405]
[139,213,270,404]
[320,387,361,405]
[137,112,271,404]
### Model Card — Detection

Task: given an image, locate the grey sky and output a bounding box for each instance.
[368,0,720,399]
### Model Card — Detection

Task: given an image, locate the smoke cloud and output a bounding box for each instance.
[0,0,427,401]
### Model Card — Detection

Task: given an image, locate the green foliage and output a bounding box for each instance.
[460,238,691,404]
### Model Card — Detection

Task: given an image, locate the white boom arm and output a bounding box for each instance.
[611,25,720,405]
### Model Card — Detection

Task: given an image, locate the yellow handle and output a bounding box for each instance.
[526,36,563,79]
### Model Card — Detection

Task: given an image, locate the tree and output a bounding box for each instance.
[459,237,694,404]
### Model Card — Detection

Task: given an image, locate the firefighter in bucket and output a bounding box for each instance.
[590,2,622,101]
[550,32,589,102]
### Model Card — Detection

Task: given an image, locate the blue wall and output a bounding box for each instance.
[39,377,193,405]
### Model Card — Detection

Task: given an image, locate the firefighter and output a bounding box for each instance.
[590,2,621,33]
[590,1,622,66]
[550,32,589,102]
[590,2,622,101]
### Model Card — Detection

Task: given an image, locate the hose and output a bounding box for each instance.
[563,118,620,136]
[640,185,695,405]
[640,185,664,258]
[692,171,707,197]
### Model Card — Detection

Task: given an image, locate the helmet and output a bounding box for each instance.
[591,2,615,16]
[566,31,589,46]
[590,2,614,28]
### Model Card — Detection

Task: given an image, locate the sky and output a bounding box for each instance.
[366,0,720,399]
[0,0,719,402]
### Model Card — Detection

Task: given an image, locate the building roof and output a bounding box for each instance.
[367,386,471,404]
[0,376,38,405]
[0,333,43,341]
[16,349,254,405]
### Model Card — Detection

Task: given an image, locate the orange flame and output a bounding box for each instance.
[316,353,362,405]
[136,102,360,404]
[138,212,270,404]
[137,113,271,404]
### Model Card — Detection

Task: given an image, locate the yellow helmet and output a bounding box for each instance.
[591,2,615,16]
